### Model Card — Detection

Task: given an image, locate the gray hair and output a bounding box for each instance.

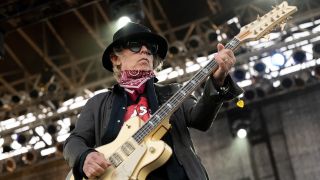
[111,49,163,81]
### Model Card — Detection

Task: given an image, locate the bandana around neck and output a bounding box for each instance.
[119,70,155,100]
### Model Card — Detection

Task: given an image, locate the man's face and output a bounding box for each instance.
[111,40,157,71]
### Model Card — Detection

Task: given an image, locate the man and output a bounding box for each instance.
[63,22,243,180]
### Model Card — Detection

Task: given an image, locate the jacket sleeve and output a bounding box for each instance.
[182,75,243,131]
[63,95,100,179]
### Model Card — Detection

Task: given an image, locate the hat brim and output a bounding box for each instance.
[102,32,168,72]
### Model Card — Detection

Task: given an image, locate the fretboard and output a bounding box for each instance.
[132,37,241,143]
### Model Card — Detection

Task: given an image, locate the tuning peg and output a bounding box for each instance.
[254,30,258,35]
[280,22,286,31]
[257,15,261,21]
[263,34,270,40]
[270,17,275,22]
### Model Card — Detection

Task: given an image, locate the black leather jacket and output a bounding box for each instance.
[63,75,243,180]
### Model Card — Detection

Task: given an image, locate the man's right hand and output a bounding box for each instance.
[83,151,110,179]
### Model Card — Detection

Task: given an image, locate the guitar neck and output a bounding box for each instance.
[132,37,241,143]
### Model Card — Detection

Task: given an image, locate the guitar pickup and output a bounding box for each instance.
[121,141,135,156]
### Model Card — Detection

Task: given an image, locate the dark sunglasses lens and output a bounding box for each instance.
[127,41,142,53]
[147,43,158,54]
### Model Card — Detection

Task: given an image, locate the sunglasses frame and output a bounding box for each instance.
[114,40,158,55]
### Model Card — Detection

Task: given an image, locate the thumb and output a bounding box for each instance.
[217,43,225,52]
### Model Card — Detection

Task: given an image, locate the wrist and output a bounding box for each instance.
[210,75,230,95]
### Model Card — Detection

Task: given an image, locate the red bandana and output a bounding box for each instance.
[119,70,155,101]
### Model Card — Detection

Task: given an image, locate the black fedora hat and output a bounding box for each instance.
[102,22,168,72]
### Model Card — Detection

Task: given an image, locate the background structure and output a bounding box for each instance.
[0,0,320,179]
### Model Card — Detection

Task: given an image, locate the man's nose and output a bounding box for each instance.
[139,45,151,54]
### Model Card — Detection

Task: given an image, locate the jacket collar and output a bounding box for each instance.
[111,77,160,114]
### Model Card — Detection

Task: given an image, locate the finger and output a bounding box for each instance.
[95,155,110,169]
[217,43,225,52]
[84,163,105,178]
[87,167,101,178]
[84,156,107,176]
[90,162,106,175]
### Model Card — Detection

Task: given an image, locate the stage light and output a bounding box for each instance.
[169,46,179,55]
[233,68,246,81]
[47,123,61,135]
[47,124,58,135]
[292,50,306,64]
[206,29,218,43]
[5,158,16,172]
[48,83,57,92]
[22,150,37,165]
[281,77,293,89]
[271,52,286,67]
[116,16,131,29]
[17,134,27,145]
[11,95,21,103]
[237,128,247,139]
[29,89,39,99]
[294,70,311,87]
[253,62,266,73]
[2,144,13,153]
[187,35,202,50]
[231,119,250,139]
[108,0,144,23]
[294,77,305,87]
[168,41,187,56]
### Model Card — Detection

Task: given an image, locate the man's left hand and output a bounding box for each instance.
[212,43,236,86]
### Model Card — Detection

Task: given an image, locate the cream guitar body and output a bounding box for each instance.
[67,116,172,180]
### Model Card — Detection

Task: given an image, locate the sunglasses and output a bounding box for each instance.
[115,40,158,55]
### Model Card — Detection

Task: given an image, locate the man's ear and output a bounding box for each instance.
[110,54,120,66]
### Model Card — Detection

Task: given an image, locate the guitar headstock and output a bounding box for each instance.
[236,1,297,43]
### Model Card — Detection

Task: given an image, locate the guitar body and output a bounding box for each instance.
[68,116,172,180]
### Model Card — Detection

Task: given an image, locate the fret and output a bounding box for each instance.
[148,121,154,127]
